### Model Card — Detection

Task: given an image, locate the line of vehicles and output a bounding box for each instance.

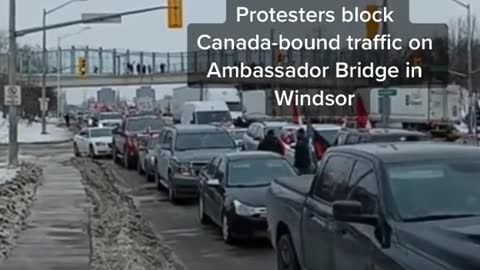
[72,104,480,269]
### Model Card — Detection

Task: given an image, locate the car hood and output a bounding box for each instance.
[227,186,269,207]
[398,216,480,269]
[175,148,236,162]
[89,137,112,144]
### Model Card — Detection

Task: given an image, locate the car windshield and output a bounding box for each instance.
[228,158,297,187]
[196,111,232,124]
[175,132,235,151]
[229,130,246,140]
[226,102,242,112]
[386,160,480,221]
[90,128,112,137]
[99,113,122,120]
[126,118,164,132]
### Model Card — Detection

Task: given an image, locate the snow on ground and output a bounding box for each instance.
[0,119,72,144]
[0,162,18,185]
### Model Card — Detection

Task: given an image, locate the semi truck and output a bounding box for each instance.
[357,84,469,132]
[172,85,242,122]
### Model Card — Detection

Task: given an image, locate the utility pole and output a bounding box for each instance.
[466,4,476,140]
[8,0,18,167]
[380,0,390,128]
[41,8,48,134]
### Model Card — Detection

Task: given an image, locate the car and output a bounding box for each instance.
[112,116,167,169]
[243,121,288,151]
[226,128,247,149]
[73,127,113,158]
[153,125,239,203]
[198,151,297,244]
[93,112,123,128]
[266,142,480,270]
[137,134,159,182]
[333,128,430,146]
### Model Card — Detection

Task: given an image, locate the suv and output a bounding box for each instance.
[112,116,167,169]
[242,121,287,150]
[153,125,238,203]
[333,128,430,146]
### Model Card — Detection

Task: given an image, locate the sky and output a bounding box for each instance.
[0,0,478,104]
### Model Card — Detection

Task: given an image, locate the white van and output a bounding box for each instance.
[181,101,233,125]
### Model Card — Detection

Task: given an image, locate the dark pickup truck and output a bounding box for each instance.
[266,142,480,270]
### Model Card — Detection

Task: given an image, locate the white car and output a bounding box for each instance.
[73,127,113,158]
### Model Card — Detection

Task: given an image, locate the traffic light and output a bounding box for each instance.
[78,57,87,78]
[276,49,286,65]
[366,5,380,40]
[168,0,183,29]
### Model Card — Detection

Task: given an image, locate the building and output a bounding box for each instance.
[136,86,155,102]
[97,88,116,106]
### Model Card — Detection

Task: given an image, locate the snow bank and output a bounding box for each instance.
[0,120,72,144]
[0,163,42,262]
[0,165,18,185]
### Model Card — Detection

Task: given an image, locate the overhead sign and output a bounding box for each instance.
[379,89,397,97]
[81,13,122,24]
[4,85,21,106]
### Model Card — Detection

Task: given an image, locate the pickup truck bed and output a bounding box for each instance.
[273,175,314,196]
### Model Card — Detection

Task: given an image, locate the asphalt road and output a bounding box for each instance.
[102,158,276,270]
[1,141,276,270]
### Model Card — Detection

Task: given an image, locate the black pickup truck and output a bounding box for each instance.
[266,142,480,270]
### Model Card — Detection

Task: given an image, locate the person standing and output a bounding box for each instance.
[257,129,284,156]
[64,113,70,128]
[294,128,312,175]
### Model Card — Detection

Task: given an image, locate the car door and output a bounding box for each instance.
[302,155,355,270]
[210,158,227,224]
[78,129,89,153]
[202,157,221,220]
[153,130,166,175]
[159,130,174,180]
[334,159,378,270]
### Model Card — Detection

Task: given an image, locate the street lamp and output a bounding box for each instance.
[56,26,91,117]
[41,0,87,135]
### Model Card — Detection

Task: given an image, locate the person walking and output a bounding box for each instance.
[294,128,312,175]
[64,113,70,128]
[257,129,284,156]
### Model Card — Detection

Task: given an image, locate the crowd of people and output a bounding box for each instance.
[124,62,166,75]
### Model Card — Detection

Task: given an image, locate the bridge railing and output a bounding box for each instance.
[0,46,383,79]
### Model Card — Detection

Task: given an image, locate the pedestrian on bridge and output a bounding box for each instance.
[160,63,165,73]
[136,63,141,74]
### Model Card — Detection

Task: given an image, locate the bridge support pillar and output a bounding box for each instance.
[112,49,117,75]
[70,46,75,74]
[99,47,103,73]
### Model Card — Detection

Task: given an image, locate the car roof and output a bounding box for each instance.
[259,121,288,127]
[172,124,228,133]
[341,128,426,136]
[332,142,480,163]
[125,115,161,120]
[224,151,284,161]
[282,124,341,131]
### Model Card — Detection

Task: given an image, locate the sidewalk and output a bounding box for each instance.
[2,160,91,270]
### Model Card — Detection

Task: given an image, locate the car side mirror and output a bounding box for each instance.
[207,179,220,186]
[333,200,378,226]
[235,140,244,148]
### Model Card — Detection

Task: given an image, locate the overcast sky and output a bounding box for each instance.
[1,0,478,104]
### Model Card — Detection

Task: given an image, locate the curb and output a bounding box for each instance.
[0,138,73,146]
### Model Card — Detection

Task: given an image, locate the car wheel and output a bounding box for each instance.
[168,173,179,204]
[222,213,235,244]
[73,143,81,157]
[112,145,118,163]
[276,233,300,270]
[155,166,163,191]
[198,194,210,225]
[89,145,96,159]
[137,158,144,175]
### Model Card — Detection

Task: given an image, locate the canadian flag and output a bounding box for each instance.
[291,103,303,125]
[356,96,372,129]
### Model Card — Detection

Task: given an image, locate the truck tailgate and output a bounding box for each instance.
[273,175,314,196]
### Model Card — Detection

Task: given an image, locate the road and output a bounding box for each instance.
[0,142,275,270]
[102,158,275,270]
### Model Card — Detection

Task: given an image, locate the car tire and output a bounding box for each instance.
[112,145,119,164]
[89,145,97,159]
[167,172,179,204]
[137,158,144,175]
[155,166,163,191]
[73,143,81,157]
[222,213,236,245]
[276,233,301,270]
[198,194,211,225]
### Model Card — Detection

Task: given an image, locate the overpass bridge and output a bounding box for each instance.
[0,46,375,89]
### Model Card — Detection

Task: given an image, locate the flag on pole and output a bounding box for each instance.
[356,96,372,129]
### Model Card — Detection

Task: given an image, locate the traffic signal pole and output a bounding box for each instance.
[41,8,48,134]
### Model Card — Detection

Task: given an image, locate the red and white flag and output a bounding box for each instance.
[356,96,372,129]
